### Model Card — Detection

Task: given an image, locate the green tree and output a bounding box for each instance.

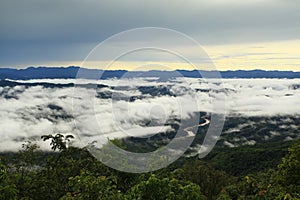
[277,140,300,198]
[217,169,298,200]
[127,174,206,200]
[61,170,124,200]
[0,159,18,200]
[182,160,234,199]
[12,141,40,199]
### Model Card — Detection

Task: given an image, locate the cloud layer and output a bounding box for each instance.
[0,77,299,151]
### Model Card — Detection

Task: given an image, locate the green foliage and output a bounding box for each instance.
[61,171,123,200]
[1,135,300,200]
[128,174,205,200]
[18,141,40,167]
[182,159,234,199]
[9,141,41,199]
[0,159,18,200]
[277,140,300,197]
[217,146,300,200]
[27,146,113,200]
[205,141,293,176]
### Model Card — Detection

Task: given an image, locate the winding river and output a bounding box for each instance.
[183,117,210,137]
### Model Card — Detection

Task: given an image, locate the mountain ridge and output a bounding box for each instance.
[0,66,300,79]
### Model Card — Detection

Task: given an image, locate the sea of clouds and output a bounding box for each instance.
[0,78,299,151]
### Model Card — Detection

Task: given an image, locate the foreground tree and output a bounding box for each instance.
[182,160,234,199]
[61,170,124,200]
[277,140,300,198]
[0,159,18,200]
[217,140,300,200]
[128,174,206,200]
[41,133,74,151]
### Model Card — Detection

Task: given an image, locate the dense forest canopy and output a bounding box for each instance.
[0,133,299,200]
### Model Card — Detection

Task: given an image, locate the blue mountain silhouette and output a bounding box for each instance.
[0,66,299,79]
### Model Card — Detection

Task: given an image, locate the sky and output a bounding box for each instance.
[0,0,300,71]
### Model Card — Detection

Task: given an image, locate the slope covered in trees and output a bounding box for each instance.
[0,133,299,200]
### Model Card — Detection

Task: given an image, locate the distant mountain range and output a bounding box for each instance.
[0,66,299,79]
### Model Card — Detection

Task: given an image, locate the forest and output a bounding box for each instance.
[0,132,299,200]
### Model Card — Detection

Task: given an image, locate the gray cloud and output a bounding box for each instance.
[1,0,300,66]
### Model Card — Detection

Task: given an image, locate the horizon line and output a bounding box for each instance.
[1,66,300,73]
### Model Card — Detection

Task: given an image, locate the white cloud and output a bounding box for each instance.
[0,77,299,151]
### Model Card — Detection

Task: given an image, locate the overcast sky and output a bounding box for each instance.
[1,0,300,71]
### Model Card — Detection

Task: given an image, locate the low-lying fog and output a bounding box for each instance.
[0,78,299,151]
